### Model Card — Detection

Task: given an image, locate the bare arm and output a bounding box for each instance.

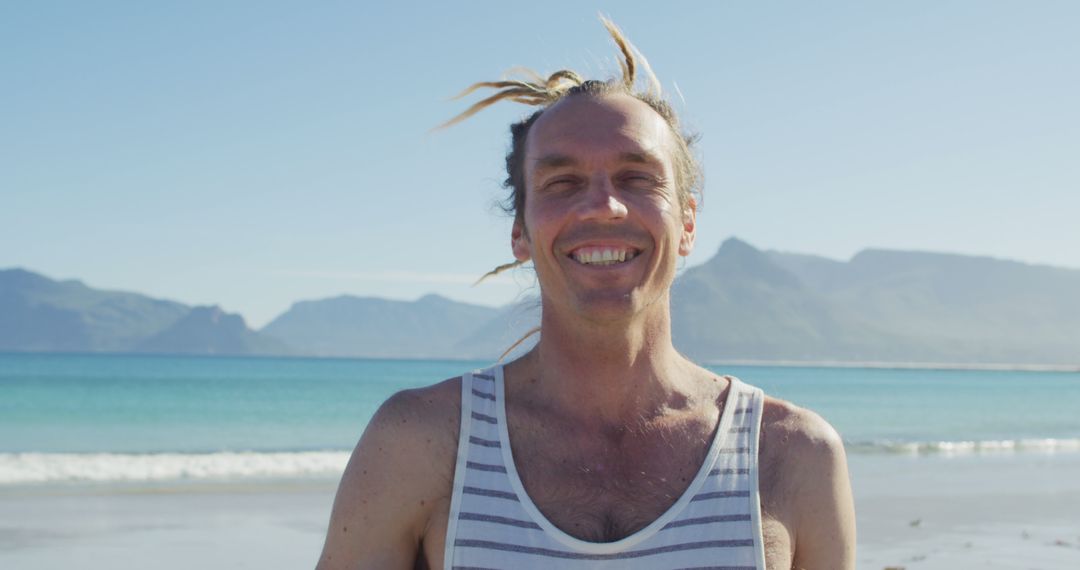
[788,409,857,570]
[316,380,460,570]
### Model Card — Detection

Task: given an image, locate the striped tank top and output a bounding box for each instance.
[443,365,767,569]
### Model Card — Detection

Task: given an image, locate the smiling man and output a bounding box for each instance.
[317,20,855,570]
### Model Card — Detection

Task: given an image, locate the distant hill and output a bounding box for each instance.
[764,245,1080,364]
[261,294,502,358]
[3,238,1078,365]
[453,299,542,361]
[260,238,1079,365]
[672,238,1080,364]
[670,238,899,361]
[136,305,289,356]
[0,268,289,355]
[0,268,188,352]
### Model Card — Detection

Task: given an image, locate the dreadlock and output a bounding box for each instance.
[443,17,701,281]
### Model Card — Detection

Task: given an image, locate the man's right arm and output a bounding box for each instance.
[316,379,461,569]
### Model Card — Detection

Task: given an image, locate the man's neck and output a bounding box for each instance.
[507,299,701,428]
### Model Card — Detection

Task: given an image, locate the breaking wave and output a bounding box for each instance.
[846,437,1080,455]
[5,438,1080,485]
[0,450,350,485]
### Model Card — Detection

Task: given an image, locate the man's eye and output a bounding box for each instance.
[544,178,579,191]
[622,174,659,188]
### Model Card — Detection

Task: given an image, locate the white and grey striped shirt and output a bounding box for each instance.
[444,365,767,569]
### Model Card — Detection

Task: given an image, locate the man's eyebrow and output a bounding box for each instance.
[618,150,665,166]
[531,150,664,175]
[531,154,579,176]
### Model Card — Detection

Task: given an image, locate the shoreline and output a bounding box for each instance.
[707,358,1080,372]
[4,350,1078,372]
[3,454,1079,569]
[4,446,1079,487]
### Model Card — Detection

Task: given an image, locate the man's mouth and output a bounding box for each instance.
[569,246,641,266]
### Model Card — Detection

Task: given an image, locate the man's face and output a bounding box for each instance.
[512,92,696,322]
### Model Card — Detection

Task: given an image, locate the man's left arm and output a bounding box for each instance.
[789,410,857,570]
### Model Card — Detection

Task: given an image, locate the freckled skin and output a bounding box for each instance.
[315,95,855,569]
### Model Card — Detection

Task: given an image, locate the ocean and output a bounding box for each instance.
[1,353,1078,485]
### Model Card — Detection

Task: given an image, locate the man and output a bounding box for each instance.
[318,20,855,570]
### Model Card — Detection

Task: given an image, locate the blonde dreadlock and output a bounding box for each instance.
[439,17,703,358]
[437,17,662,134]
[441,17,699,289]
[444,17,704,289]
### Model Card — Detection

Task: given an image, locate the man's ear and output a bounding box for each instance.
[511,220,531,262]
[678,197,697,257]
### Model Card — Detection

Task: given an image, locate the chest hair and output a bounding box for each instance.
[508,411,717,542]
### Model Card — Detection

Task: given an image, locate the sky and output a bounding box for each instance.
[2,1,1078,328]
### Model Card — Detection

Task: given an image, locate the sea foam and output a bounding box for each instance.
[847,437,1080,456]
[5,438,1080,485]
[0,450,350,485]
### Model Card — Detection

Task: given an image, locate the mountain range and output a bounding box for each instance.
[2,238,1077,365]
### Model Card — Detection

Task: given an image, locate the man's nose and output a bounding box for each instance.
[579,175,628,220]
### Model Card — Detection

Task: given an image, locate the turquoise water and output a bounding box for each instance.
[0,354,471,454]
[1,353,1078,484]
[742,365,1080,446]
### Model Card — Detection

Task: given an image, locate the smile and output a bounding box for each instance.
[568,246,641,266]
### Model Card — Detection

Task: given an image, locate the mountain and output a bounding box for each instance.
[0,268,189,352]
[4,239,1078,365]
[0,268,289,355]
[764,246,1080,364]
[670,238,901,361]
[261,238,1078,365]
[672,238,1079,364]
[260,294,503,358]
[136,305,289,356]
[453,298,542,360]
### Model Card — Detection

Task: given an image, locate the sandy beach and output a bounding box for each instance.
[851,452,1080,568]
[2,452,1078,569]
[0,480,338,569]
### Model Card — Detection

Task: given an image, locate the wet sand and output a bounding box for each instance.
[852,452,1080,569]
[2,453,1079,569]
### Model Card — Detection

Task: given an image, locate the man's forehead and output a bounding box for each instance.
[524,94,675,170]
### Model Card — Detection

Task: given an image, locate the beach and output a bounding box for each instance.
[852,452,1080,569]
[3,354,1078,568]
[2,451,1078,569]
[0,479,337,569]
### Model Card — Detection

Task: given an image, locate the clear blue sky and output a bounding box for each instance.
[3,1,1077,327]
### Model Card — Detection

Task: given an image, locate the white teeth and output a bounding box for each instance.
[572,248,638,265]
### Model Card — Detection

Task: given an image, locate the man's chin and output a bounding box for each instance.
[567,290,651,321]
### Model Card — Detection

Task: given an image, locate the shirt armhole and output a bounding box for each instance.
[748,387,768,569]
[442,372,473,570]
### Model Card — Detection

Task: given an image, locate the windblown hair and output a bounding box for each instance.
[442,17,704,286]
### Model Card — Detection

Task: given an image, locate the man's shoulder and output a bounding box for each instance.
[366,376,464,454]
[757,394,849,515]
[377,376,463,420]
[346,375,466,495]
[756,396,856,568]
[317,377,466,568]
[759,395,844,458]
